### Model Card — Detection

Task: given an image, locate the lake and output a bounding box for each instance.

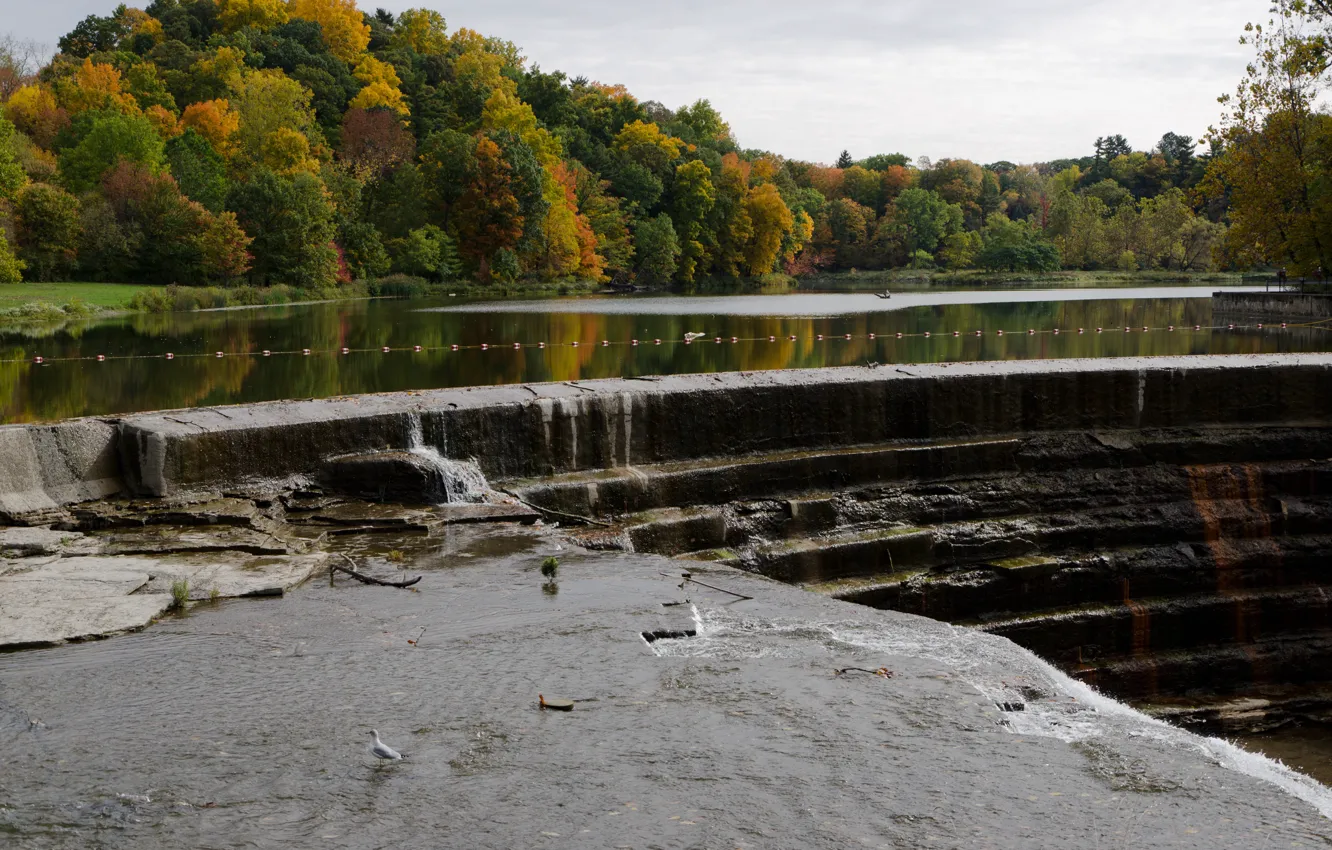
[1,285,1324,423]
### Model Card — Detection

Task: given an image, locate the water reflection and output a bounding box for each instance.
[1,289,1327,423]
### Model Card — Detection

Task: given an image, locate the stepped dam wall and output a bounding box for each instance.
[1213,291,1332,319]
[4,353,1332,727]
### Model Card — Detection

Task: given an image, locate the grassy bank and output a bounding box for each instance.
[0,282,163,326]
[0,276,608,325]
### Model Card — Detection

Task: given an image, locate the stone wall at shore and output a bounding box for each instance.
[1213,291,1332,319]
[2,354,1331,519]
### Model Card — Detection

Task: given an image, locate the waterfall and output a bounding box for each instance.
[406,414,490,504]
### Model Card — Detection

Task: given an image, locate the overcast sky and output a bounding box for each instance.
[8,0,1261,164]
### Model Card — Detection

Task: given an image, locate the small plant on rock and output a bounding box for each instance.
[170,579,190,610]
[540,557,560,579]
[540,556,560,595]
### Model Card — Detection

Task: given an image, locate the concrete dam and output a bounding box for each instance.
[5,353,1332,734]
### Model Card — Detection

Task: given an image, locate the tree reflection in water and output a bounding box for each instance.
[1,292,1324,423]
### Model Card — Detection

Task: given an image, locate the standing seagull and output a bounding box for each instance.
[368,729,403,761]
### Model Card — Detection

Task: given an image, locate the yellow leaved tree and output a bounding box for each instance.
[216,0,289,32]
[58,59,140,115]
[350,56,409,116]
[390,9,449,55]
[288,0,371,63]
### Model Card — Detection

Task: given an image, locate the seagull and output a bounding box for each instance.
[684,332,706,342]
[368,729,403,761]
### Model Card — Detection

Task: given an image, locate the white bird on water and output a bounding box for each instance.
[684,332,706,342]
[368,729,403,761]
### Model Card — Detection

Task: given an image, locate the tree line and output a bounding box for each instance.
[0,0,1300,289]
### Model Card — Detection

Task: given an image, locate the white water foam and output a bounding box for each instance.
[647,605,1332,820]
[406,415,489,504]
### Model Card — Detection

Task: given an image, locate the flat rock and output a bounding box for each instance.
[96,526,306,556]
[0,526,99,558]
[67,496,263,530]
[0,556,171,648]
[0,552,329,648]
[142,552,330,600]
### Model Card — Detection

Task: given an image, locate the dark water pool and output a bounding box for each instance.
[3,287,1326,423]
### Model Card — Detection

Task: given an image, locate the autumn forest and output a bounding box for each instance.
[0,0,1328,291]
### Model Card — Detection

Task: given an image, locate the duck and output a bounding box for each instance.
[683,332,706,342]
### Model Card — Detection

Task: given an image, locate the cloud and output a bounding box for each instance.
[10,0,1263,163]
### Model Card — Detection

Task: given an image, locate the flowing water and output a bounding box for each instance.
[2,525,1332,849]
[3,286,1325,423]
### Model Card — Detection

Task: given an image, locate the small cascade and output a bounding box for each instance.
[406,414,490,504]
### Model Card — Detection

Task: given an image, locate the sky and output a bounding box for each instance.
[5,0,1263,165]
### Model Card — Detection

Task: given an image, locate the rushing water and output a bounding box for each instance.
[2,525,1331,849]
[2,286,1327,423]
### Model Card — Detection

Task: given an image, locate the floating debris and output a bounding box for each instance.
[642,629,697,644]
[538,694,574,711]
[834,667,894,678]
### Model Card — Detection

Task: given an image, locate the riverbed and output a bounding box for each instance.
[2,523,1331,849]
[4,286,1326,423]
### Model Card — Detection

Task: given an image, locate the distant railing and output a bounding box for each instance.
[1249,271,1332,294]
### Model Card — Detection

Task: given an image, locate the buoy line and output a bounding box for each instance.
[6,321,1330,366]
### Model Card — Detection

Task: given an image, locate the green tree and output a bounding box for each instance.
[975,216,1060,271]
[835,150,853,169]
[675,99,731,145]
[1046,190,1109,269]
[390,224,460,280]
[418,128,475,228]
[634,213,679,285]
[861,153,910,170]
[1205,0,1332,274]
[1156,132,1198,188]
[889,188,963,257]
[59,111,167,193]
[0,234,25,283]
[338,219,391,279]
[226,168,339,287]
[0,115,28,201]
[14,183,81,280]
[825,197,875,267]
[841,165,881,212]
[670,159,715,282]
[78,195,137,281]
[166,129,229,211]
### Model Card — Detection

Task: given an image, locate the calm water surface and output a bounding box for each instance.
[2,286,1324,423]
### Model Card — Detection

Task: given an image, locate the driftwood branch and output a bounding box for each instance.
[677,571,753,601]
[332,554,422,588]
[500,491,612,527]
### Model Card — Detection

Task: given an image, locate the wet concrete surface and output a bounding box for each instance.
[2,523,1331,849]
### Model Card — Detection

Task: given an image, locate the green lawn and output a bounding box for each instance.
[0,282,161,310]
